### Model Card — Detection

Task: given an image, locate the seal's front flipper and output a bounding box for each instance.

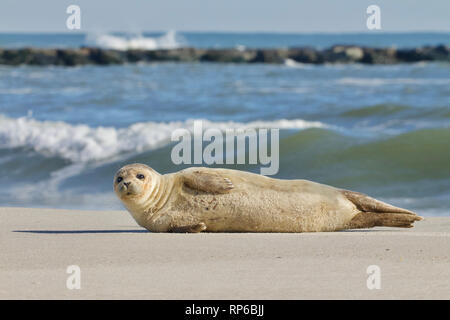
[170,222,207,233]
[182,168,234,194]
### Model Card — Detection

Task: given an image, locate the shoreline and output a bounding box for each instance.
[0,45,449,66]
[1,207,449,299]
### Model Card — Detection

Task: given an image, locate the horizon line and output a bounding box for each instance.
[1,30,450,35]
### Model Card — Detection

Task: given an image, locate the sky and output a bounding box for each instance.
[0,0,449,33]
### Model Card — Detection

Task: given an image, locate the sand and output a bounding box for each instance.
[0,207,448,299]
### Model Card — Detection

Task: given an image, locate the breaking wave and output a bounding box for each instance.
[85,30,184,50]
[0,115,327,163]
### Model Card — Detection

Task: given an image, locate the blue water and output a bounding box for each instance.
[0,32,449,215]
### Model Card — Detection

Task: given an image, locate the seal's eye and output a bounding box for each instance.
[116,177,123,183]
[137,174,145,180]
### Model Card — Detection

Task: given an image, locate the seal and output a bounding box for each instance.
[113,163,422,233]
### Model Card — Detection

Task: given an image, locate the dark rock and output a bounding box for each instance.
[324,45,365,63]
[27,49,59,65]
[88,48,125,65]
[0,45,448,66]
[396,48,429,62]
[288,47,323,64]
[250,49,289,63]
[57,48,91,66]
[394,46,450,63]
[200,49,255,63]
[419,45,450,62]
[126,49,150,63]
[0,48,34,65]
[0,48,59,66]
[147,48,204,62]
[361,48,398,64]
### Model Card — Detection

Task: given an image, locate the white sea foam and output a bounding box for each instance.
[85,31,183,50]
[284,58,309,68]
[0,115,327,163]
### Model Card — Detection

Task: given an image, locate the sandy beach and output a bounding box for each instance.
[0,206,448,299]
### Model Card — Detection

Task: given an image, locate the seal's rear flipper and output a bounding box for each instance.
[341,189,416,214]
[342,189,423,229]
[349,212,423,229]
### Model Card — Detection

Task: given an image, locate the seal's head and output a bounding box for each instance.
[113,163,159,205]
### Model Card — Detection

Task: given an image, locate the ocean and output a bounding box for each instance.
[0,31,449,215]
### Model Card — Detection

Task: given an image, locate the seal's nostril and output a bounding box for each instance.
[124,182,131,187]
